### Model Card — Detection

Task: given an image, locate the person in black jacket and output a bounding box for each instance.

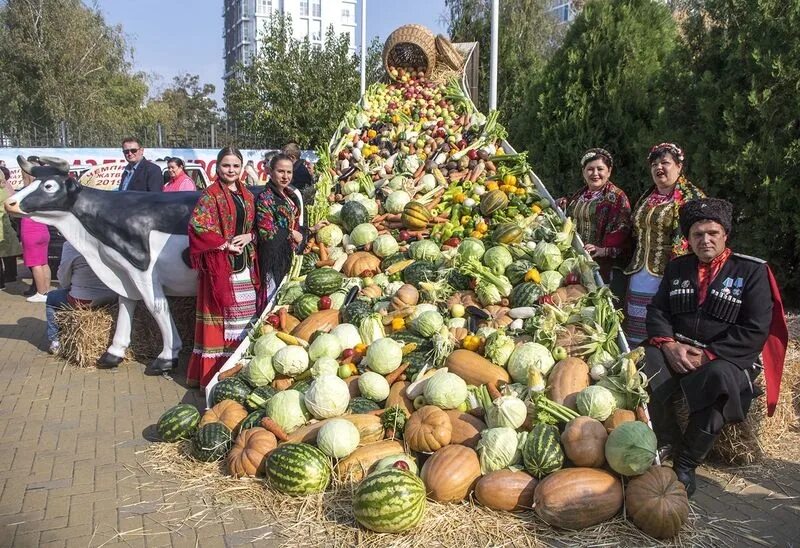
[644,198,781,496]
[119,138,164,192]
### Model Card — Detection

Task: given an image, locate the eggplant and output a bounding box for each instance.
[465,305,490,320]
[337,166,358,181]
[343,286,361,307]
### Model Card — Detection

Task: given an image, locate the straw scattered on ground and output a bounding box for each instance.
[140,441,722,548]
[55,297,196,368]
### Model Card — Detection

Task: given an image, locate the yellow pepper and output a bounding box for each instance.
[476,222,489,233]
[524,268,542,284]
[354,343,368,354]
[503,173,517,186]
[462,335,481,352]
[461,215,471,225]
[454,192,466,204]
[531,204,542,215]
[486,181,499,191]
[515,187,527,196]
[470,230,483,238]
[367,129,377,139]
[391,317,406,331]
[494,148,505,156]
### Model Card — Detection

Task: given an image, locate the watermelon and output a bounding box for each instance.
[509,282,545,308]
[240,408,268,430]
[341,201,370,233]
[381,252,409,272]
[305,268,344,296]
[293,293,320,320]
[191,422,232,462]
[402,261,439,286]
[211,377,251,406]
[403,351,431,378]
[246,385,277,411]
[522,423,564,478]
[157,404,201,442]
[300,252,320,276]
[342,300,373,326]
[348,397,382,414]
[352,469,426,533]
[447,268,473,291]
[505,260,534,286]
[266,443,332,495]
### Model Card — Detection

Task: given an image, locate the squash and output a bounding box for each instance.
[492,222,523,244]
[271,374,294,391]
[405,405,452,452]
[283,414,384,445]
[533,468,624,530]
[445,349,511,386]
[420,445,481,502]
[335,439,404,481]
[446,291,479,309]
[361,284,383,299]
[547,357,590,410]
[445,411,485,449]
[199,400,248,432]
[342,251,382,277]
[475,470,537,512]
[344,375,361,398]
[450,327,469,346]
[480,189,509,216]
[282,313,301,333]
[226,427,277,478]
[604,409,637,433]
[551,284,588,306]
[386,381,415,417]
[401,201,432,229]
[291,309,341,342]
[391,284,419,310]
[560,416,608,468]
[625,466,689,539]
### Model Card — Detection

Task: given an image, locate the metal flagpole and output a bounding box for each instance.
[360,0,367,100]
[489,0,499,110]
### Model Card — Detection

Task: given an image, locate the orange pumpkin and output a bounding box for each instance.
[291,309,340,342]
[420,444,481,502]
[405,405,452,452]
[534,468,623,530]
[625,466,689,539]
[444,411,485,449]
[604,409,637,433]
[386,381,415,417]
[342,251,381,277]
[199,400,248,432]
[560,416,608,468]
[475,470,537,511]
[547,357,590,410]
[361,284,383,299]
[226,427,278,478]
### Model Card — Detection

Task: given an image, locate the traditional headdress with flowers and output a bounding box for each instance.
[648,142,685,164]
[580,147,614,168]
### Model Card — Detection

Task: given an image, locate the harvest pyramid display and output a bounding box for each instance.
[156,26,690,540]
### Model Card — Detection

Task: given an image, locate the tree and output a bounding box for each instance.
[513,0,679,199]
[0,0,148,142]
[145,74,221,147]
[225,15,369,150]
[669,0,800,301]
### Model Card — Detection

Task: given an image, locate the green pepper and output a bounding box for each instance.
[449,204,462,224]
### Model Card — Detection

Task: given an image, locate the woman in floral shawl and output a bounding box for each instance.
[256,153,307,301]
[561,148,632,301]
[187,146,260,389]
[623,143,705,345]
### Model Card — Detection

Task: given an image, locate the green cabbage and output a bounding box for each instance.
[265,390,310,433]
[482,246,513,275]
[366,337,403,374]
[304,374,351,419]
[539,270,564,293]
[507,342,555,383]
[486,395,528,429]
[605,421,657,476]
[242,354,276,387]
[557,257,580,277]
[358,313,385,345]
[317,224,344,247]
[329,290,348,310]
[576,385,617,421]
[308,333,342,362]
[457,238,485,261]
[277,282,305,306]
[484,330,515,367]
[316,418,360,458]
[423,372,468,409]
[358,371,391,402]
[412,310,444,338]
[272,345,310,377]
[311,357,340,377]
[372,234,399,258]
[330,323,362,350]
[409,240,442,262]
[532,241,563,272]
[252,332,287,358]
[384,190,411,214]
[351,223,379,247]
[477,427,520,474]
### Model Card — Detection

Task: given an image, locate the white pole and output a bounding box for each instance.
[360,0,367,99]
[489,0,499,110]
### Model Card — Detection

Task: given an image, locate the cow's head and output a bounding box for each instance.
[3,155,81,218]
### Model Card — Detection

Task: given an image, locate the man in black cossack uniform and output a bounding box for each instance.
[644,198,788,496]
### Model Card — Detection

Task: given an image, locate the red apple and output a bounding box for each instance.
[319,295,332,310]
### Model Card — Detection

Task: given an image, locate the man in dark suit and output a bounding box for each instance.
[119,138,164,192]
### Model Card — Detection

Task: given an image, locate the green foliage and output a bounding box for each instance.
[146,74,221,147]
[225,14,381,149]
[669,0,800,300]
[512,0,679,200]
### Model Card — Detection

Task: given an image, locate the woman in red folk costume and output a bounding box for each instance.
[187,147,260,389]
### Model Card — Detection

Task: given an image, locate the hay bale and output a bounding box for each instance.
[56,297,196,368]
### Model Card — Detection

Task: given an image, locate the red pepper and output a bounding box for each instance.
[319,295,332,310]
[444,237,461,248]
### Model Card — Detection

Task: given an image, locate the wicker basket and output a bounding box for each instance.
[435,34,465,71]
[382,24,437,79]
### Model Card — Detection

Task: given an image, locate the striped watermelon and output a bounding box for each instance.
[505,260,534,286]
[157,404,200,442]
[348,397,382,414]
[353,469,426,533]
[240,408,267,430]
[191,422,232,462]
[211,377,251,406]
[305,268,344,296]
[522,424,564,478]
[266,443,331,495]
[293,293,320,320]
[509,282,544,308]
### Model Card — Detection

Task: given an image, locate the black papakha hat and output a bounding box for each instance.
[679,198,733,237]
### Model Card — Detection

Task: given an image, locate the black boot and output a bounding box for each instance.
[649,399,682,463]
[673,422,718,497]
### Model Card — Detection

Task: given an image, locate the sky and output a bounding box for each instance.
[95,0,450,102]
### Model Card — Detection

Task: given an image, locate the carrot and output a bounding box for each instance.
[385,362,411,386]
[318,241,329,262]
[385,213,402,222]
[219,362,243,380]
[278,307,288,331]
[260,417,289,442]
[425,196,443,210]
[413,162,426,180]
[486,381,502,401]
[449,170,469,182]
[372,213,388,223]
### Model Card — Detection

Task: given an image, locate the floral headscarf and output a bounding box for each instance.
[647,142,685,164]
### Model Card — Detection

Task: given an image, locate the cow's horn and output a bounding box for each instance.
[39,156,70,175]
[16,155,35,174]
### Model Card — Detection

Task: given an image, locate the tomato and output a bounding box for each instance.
[392,460,410,471]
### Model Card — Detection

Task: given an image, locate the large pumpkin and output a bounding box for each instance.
[625,466,689,539]
[475,470,537,512]
[420,445,481,502]
[199,399,248,432]
[342,251,382,277]
[560,416,607,468]
[547,357,590,410]
[405,406,452,452]
[291,309,341,342]
[534,468,623,530]
[445,411,485,449]
[226,427,278,478]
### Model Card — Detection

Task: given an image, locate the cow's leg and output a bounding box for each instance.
[141,289,180,375]
[97,296,136,368]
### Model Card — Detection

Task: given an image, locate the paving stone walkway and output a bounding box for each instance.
[0,278,798,547]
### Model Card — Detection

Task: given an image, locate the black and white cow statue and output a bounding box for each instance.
[4,155,198,374]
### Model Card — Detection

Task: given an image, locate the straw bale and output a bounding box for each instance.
[55,297,196,367]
